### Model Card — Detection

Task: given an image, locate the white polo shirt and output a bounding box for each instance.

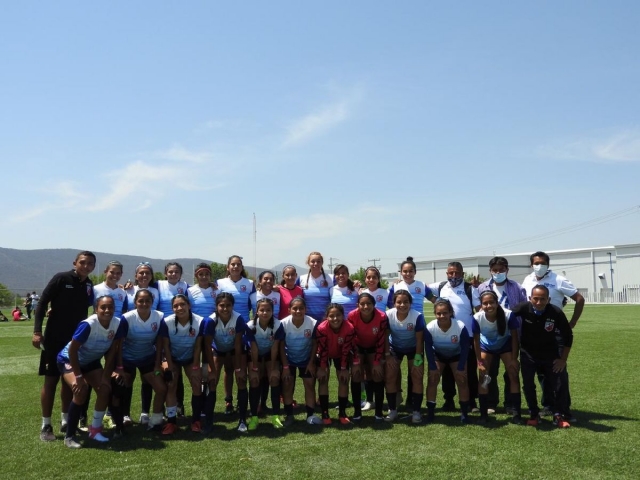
[521,270,578,309]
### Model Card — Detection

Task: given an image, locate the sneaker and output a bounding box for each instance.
[78,417,88,433]
[225,402,235,415]
[374,415,384,422]
[426,413,435,423]
[526,416,540,427]
[384,410,398,423]
[88,426,109,442]
[554,414,570,429]
[505,407,517,416]
[361,401,372,411]
[162,423,178,435]
[339,416,352,425]
[540,406,553,417]
[40,424,56,442]
[461,415,471,425]
[237,420,248,433]
[272,416,284,429]
[283,415,295,427]
[103,416,115,430]
[511,415,524,425]
[64,437,82,449]
[176,406,184,418]
[306,415,322,425]
[322,415,332,425]
[411,412,422,424]
[201,422,213,435]
[471,407,480,414]
[248,417,259,431]
[123,415,133,427]
[487,408,496,415]
[191,421,202,433]
[351,415,362,423]
[441,400,456,412]
[139,413,150,425]
[60,422,68,434]
[564,414,577,423]
[112,428,124,439]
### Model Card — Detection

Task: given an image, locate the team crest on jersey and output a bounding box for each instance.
[210,291,217,298]
[407,323,414,331]
[189,328,196,337]
[151,323,158,332]
[338,337,344,345]
[241,285,247,292]
[321,281,328,287]
[372,327,379,334]
[118,294,123,301]
[273,298,278,305]
[178,288,184,294]
[451,335,459,344]
[415,287,421,294]
[269,333,275,341]
[107,330,115,340]
[376,295,383,302]
[229,328,236,336]
[304,329,312,338]
[544,321,555,332]
[347,290,353,295]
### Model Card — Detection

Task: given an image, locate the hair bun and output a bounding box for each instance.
[406,256,413,261]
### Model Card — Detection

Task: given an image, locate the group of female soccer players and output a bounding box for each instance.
[58,252,526,448]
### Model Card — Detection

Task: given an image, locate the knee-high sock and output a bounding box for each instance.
[270,385,281,415]
[351,380,362,417]
[237,388,249,422]
[249,386,260,417]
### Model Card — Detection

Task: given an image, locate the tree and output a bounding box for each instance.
[0,283,15,307]
[210,262,228,282]
[89,273,107,285]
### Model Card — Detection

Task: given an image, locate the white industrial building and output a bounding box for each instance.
[407,243,640,304]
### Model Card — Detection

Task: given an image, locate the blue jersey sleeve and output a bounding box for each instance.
[311,322,319,339]
[507,312,519,330]
[471,319,480,335]
[236,316,248,335]
[158,320,169,338]
[424,330,437,370]
[387,286,395,308]
[115,319,128,340]
[203,318,216,337]
[458,328,470,371]
[424,286,434,300]
[198,320,207,337]
[122,296,129,314]
[274,324,285,341]
[415,314,426,332]
[72,322,92,343]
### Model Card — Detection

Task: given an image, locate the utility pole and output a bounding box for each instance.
[328,257,337,271]
[368,258,380,269]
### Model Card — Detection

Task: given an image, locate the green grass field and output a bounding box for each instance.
[1,305,639,479]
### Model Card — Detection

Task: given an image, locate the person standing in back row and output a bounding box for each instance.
[32,251,96,442]
[521,251,584,421]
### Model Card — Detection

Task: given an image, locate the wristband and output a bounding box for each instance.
[352,359,360,366]
[282,365,290,369]
[477,360,485,367]
[251,367,259,372]
[340,366,347,371]
[191,365,200,370]
[413,354,423,367]
[75,374,83,379]
[115,365,124,370]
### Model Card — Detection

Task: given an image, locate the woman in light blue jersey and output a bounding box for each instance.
[93,261,128,317]
[329,264,359,316]
[298,251,333,320]
[187,263,218,318]
[156,262,190,317]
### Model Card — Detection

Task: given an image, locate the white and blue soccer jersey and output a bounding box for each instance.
[126,286,160,312]
[94,282,129,317]
[386,308,425,354]
[187,285,218,318]
[121,309,164,365]
[156,280,189,317]
[57,315,128,366]
[425,319,470,359]
[330,285,359,316]
[250,290,281,319]
[280,315,317,367]
[299,273,334,320]
[159,313,205,363]
[363,288,389,312]
[428,281,481,335]
[387,280,432,315]
[474,308,518,352]
[247,318,285,356]
[217,277,255,320]
[205,311,248,354]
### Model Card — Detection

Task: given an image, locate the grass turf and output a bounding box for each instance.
[0,305,638,479]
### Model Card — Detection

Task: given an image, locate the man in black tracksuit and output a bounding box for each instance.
[32,251,96,441]
[511,284,573,428]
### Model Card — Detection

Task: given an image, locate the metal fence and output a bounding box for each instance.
[572,285,640,304]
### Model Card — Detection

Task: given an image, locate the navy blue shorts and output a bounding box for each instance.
[480,341,512,356]
[57,359,102,376]
[123,361,156,376]
[435,351,461,364]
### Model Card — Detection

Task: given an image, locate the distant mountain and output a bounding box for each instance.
[0,247,301,295]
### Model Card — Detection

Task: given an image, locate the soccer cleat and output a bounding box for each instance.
[64,437,82,449]
[78,417,88,433]
[511,415,524,425]
[384,410,398,423]
[564,414,577,423]
[526,416,540,427]
[123,415,133,427]
[411,412,422,424]
[339,416,352,425]
[237,420,248,433]
[461,415,471,425]
[283,415,295,427]
[374,415,384,423]
[271,415,284,429]
[139,413,150,425]
[539,406,553,417]
[103,416,115,430]
[162,423,178,435]
[89,426,109,442]
[40,424,56,442]
[191,421,202,433]
[112,428,124,439]
[487,408,496,415]
[351,415,362,423]
[176,406,184,418]
[225,402,235,415]
[505,407,517,416]
[201,422,213,435]
[361,401,372,411]
[60,422,68,434]
[322,415,332,425]
[554,414,570,428]
[306,415,322,425]
[441,400,457,412]
[425,413,435,424]
[248,417,259,431]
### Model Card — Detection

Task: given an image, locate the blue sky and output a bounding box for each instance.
[2,1,639,274]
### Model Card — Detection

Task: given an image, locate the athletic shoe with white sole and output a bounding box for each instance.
[139,413,150,425]
[64,437,82,449]
[89,426,109,442]
[123,415,133,427]
[40,425,56,442]
[411,412,422,424]
[306,415,322,425]
[361,401,372,411]
[237,421,248,433]
[385,410,398,423]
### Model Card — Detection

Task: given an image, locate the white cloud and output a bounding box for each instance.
[152,145,214,164]
[539,128,640,163]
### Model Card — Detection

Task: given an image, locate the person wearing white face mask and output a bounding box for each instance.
[478,257,527,414]
[521,251,584,422]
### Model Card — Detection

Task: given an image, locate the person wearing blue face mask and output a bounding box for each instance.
[428,262,481,412]
[478,257,527,414]
[511,285,573,428]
